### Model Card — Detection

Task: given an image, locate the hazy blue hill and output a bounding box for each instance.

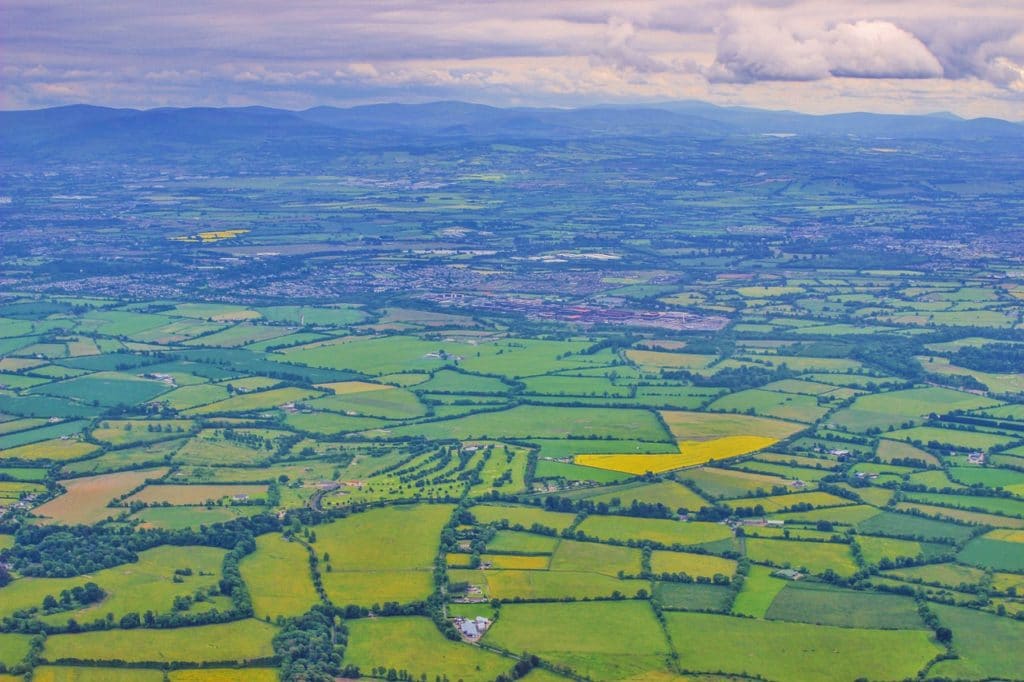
[0,105,353,163]
[654,100,1023,139]
[2,100,1020,164]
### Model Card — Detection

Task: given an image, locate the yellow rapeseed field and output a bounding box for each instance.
[984,529,1024,543]
[575,435,777,474]
[170,229,249,243]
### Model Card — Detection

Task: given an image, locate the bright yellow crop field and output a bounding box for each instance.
[0,439,99,462]
[576,435,778,474]
[984,529,1024,543]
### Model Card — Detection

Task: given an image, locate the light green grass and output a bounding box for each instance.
[549,539,642,576]
[665,612,941,681]
[744,538,858,577]
[576,516,732,547]
[0,545,226,625]
[43,619,277,663]
[239,533,320,620]
[929,604,1024,681]
[484,601,670,681]
[345,616,512,681]
[318,504,453,606]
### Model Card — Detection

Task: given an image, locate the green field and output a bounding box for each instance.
[744,538,858,577]
[678,467,792,499]
[381,405,672,441]
[549,539,642,576]
[653,581,734,611]
[471,504,577,531]
[484,601,671,681]
[556,479,708,513]
[665,612,942,681]
[345,616,512,680]
[957,536,1024,571]
[485,530,560,554]
[0,545,227,624]
[576,516,733,547]
[0,634,31,669]
[765,582,924,628]
[43,619,277,663]
[464,568,641,600]
[318,504,453,606]
[929,604,1024,680]
[239,533,320,620]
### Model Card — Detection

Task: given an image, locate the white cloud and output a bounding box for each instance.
[0,1,1021,118]
[709,13,944,82]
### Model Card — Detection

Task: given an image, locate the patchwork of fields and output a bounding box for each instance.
[1,283,1023,681]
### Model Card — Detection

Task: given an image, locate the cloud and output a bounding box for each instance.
[709,13,944,82]
[0,1,1021,118]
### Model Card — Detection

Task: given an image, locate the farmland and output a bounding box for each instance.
[1,101,1024,681]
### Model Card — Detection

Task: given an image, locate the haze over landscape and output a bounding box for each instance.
[1,3,1024,682]
[3,1,1024,118]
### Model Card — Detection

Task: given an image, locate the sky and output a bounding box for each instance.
[3,1,1024,119]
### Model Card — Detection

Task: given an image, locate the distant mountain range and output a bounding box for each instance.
[2,100,1021,163]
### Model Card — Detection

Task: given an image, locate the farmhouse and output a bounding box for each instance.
[454,616,491,640]
[773,569,804,580]
[967,451,986,465]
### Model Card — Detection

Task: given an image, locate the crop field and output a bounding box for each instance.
[239,533,320,620]
[957,536,1024,571]
[653,581,734,611]
[90,419,194,446]
[129,504,265,529]
[0,438,99,462]
[33,468,169,524]
[484,601,671,681]
[4,121,1024,681]
[576,435,779,473]
[0,634,30,669]
[170,429,271,466]
[765,583,923,628]
[59,438,185,475]
[744,538,859,576]
[124,483,268,505]
[883,562,986,589]
[30,667,163,682]
[856,510,977,542]
[471,504,577,531]
[831,387,999,432]
[485,530,560,553]
[482,554,550,569]
[678,467,793,499]
[886,425,1017,450]
[904,491,1024,518]
[43,619,277,664]
[32,372,173,407]
[875,439,940,466]
[650,550,736,578]
[318,504,452,605]
[722,490,852,513]
[468,568,638,600]
[346,617,511,681]
[731,565,787,617]
[929,605,1024,680]
[384,404,672,441]
[0,545,226,623]
[576,516,733,547]
[549,539,642,576]
[185,387,324,415]
[665,612,941,681]
[856,535,932,565]
[554,479,708,512]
